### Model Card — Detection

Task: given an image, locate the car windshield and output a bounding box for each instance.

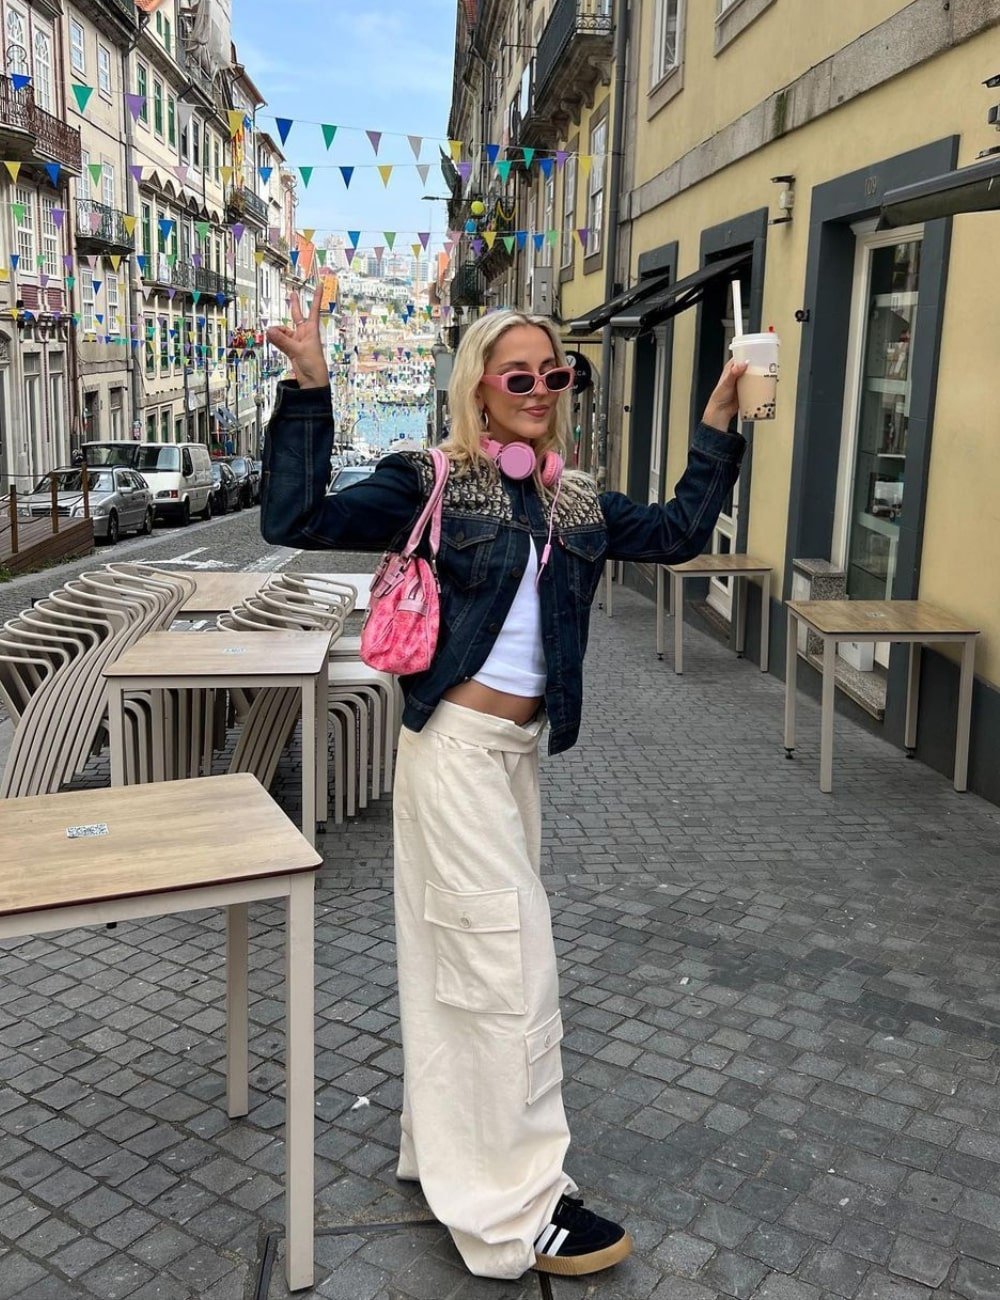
[33,470,113,494]
[211,464,223,480]
[231,457,249,473]
[135,446,180,473]
[84,444,137,467]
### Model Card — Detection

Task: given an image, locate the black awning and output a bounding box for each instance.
[879,153,1000,228]
[609,251,752,335]
[568,268,674,336]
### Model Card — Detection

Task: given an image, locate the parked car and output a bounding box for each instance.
[328,465,377,494]
[18,466,154,545]
[209,461,242,515]
[227,455,260,505]
[82,441,213,525]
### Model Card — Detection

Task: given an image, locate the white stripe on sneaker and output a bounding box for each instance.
[534,1224,558,1253]
[547,1228,570,1255]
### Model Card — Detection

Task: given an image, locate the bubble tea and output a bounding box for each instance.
[729,331,780,421]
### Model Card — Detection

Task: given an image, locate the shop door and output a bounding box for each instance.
[835,225,922,668]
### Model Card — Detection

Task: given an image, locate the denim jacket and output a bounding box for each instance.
[261,381,746,755]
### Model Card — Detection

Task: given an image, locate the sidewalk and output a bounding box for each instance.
[2,581,1000,1300]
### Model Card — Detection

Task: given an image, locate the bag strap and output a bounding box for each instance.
[401,447,449,559]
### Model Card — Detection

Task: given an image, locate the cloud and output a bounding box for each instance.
[337,10,454,98]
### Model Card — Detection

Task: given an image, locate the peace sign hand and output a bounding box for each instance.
[266,289,329,390]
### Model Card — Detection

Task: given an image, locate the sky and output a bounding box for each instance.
[231,0,457,257]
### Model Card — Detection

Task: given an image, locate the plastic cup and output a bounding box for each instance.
[729,332,779,421]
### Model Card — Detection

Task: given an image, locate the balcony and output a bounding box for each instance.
[75,199,135,255]
[226,185,268,228]
[449,261,486,309]
[73,0,139,43]
[520,0,614,147]
[194,266,235,301]
[0,76,82,174]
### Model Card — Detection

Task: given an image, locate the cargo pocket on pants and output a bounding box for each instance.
[525,1010,564,1105]
[424,881,525,1015]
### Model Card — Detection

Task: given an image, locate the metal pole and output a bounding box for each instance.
[596,0,630,490]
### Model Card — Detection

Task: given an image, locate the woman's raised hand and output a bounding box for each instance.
[266,289,329,390]
[701,359,748,433]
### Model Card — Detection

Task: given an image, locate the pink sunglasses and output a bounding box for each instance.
[480,366,575,397]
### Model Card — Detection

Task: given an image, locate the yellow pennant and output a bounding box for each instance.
[411,243,422,259]
[377,165,393,187]
[220,164,234,184]
[108,255,121,272]
[254,249,265,265]
[4,161,21,183]
[482,231,497,249]
[0,268,8,281]
[578,154,592,180]
[226,109,245,138]
[448,140,463,162]
[302,227,315,243]
[122,214,137,236]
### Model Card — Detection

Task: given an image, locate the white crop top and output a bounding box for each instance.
[473,540,547,697]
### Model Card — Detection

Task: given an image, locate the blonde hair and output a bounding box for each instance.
[441,309,574,485]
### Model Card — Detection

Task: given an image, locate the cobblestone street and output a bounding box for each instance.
[2,531,1000,1299]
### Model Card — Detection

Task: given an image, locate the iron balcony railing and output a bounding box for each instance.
[227,185,268,226]
[75,199,135,251]
[533,0,614,107]
[0,75,82,172]
[450,261,486,308]
[194,266,235,300]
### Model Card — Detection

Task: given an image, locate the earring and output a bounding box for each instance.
[480,406,490,431]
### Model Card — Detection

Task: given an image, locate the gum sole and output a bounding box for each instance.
[534,1231,633,1277]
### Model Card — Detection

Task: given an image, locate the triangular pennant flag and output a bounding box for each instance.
[339,165,354,188]
[220,164,233,184]
[122,214,136,236]
[316,249,326,266]
[546,229,559,247]
[65,275,75,290]
[485,143,500,165]
[10,73,30,92]
[126,93,145,121]
[579,155,593,180]
[63,253,74,270]
[373,245,384,262]
[227,109,245,138]
[299,166,313,188]
[192,290,201,304]
[366,129,382,155]
[411,243,422,259]
[10,202,26,224]
[539,157,554,179]
[407,135,422,160]
[254,249,266,265]
[88,162,103,187]
[289,249,299,268]
[576,227,590,249]
[449,140,463,162]
[275,117,293,145]
[71,84,93,113]
[9,254,19,270]
[482,231,496,250]
[457,161,473,186]
[137,253,148,274]
[515,231,527,250]
[89,210,102,232]
[195,220,210,241]
[321,123,337,150]
[4,161,21,183]
[503,235,515,255]
[496,160,512,184]
[108,254,121,271]
[158,217,174,240]
[418,231,430,250]
[231,222,245,242]
[384,231,396,250]
[95,313,104,325]
[377,165,393,187]
[52,208,65,229]
[556,150,568,169]
[522,147,535,169]
[44,163,60,186]
[258,165,273,184]
[416,163,430,186]
[174,163,188,184]
[470,237,484,257]
[129,164,143,182]
[533,232,544,250]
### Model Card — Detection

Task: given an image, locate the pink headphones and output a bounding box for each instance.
[481,437,563,488]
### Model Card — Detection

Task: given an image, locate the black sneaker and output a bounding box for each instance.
[533,1195,632,1276]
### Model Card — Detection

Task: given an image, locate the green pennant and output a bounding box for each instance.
[11,203,25,225]
[88,162,103,188]
[316,249,326,266]
[496,160,512,184]
[546,229,558,247]
[166,253,177,267]
[321,124,337,150]
[384,232,396,250]
[36,254,44,267]
[522,147,535,169]
[65,275,76,289]
[195,221,210,241]
[71,84,93,113]
[502,236,515,254]
[192,290,201,304]
[299,166,313,187]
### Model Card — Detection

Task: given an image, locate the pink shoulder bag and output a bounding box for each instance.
[360,447,449,675]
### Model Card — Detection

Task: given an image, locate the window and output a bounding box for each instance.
[174,417,184,443]
[102,163,115,210]
[40,196,58,277]
[180,220,191,264]
[97,44,112,97]
[25,354,41,461]
[587,119,607,258]
[153,78,164,136]
[160,318,170,373]
[652,0,681,85]
[213,136,220,181]
[136,63,148,124]
[160,409,170,441]
[69,19,85,75]
[6,9,27,76]
[32,28,53,112]
[81,269,95,332]
[192,120,201,168]
[167,95,176,147]
[15,187,35,270]
[146,412,156,439]
[141,201,152,256]
[107,274,120,334]
[560,155,577,271]
[48,353,65,450]
[163,15,172,54]
[145,316,155,376]
[80,149,91,202]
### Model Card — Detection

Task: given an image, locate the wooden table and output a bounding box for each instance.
[175,571,373,618]
[784,599,979,793]
[104,630,333,844]
[0,774,321,1291]
[656,554,772,674]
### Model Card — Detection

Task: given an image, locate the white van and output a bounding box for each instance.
[83,441,213,524]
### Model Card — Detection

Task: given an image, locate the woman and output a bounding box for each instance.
[261,294,748,1281]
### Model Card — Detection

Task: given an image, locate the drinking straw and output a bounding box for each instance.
[731,279,744,339]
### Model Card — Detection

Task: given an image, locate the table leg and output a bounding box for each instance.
[955,636,976,792]
[314,670,328,829]
[108,681,125,787]
[820,638,836,793]
[226,903,249,1119]
[673,572,684,675]
[784,611,797,757]
[760,574,770,673]
[736,576,748,658]
[285,872,315,1291]
[301,680,317,846]
[151,689,166,784]
[904,643,922,754]
[655,567,665,659]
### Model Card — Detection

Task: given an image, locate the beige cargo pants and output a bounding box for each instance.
[392,701,576,1278]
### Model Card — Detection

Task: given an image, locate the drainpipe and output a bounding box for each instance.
[123,22,145,435]
[596,0,630,489]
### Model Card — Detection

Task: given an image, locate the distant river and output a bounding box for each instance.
[349,404,431,452]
